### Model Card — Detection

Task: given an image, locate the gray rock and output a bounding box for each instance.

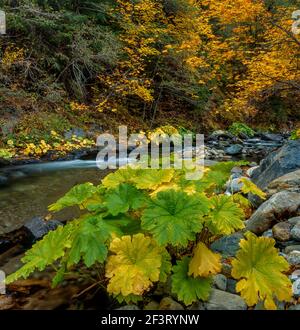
[261,133,284,142]
[266,169,300,196]
[288,304,300,310]
[211,232,243,257]
[204,289,247,310]
[213,274,227,291]
[262,229,273,238]
[272,222,292,242]
[247,166,259,178]
[159,297,184,310]
[251,140,300,189]
[24,217,62,241]
[291,223,300,241]
[231,167,243,175]
[225,144,243,155]
[292,278,300,298]
[246,191,300,235]
[284,245,300,254]
[226,279,237,294]
[226,177,249,194]
[288,217,300,226]
[286,251,300,266]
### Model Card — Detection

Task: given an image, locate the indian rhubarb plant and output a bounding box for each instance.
[6,162,292,309]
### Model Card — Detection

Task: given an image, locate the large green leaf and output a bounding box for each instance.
[171,257,212,306]
[6,222,75,284]
[104,183,146,216]
[49,183,98,212]
[67,216,117,268]
[206,195,245,235]
[232,232,292,310]
[141,190,210,247]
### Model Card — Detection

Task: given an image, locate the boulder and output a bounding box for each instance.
[203,289,247,310]
[246,191,300,235]
[266,169,300,195]
[251,140,300,189]
[261,133,284,142]
[225,144,243,155]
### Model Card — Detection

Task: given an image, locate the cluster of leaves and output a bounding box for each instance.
[0,148,14,159]
[7,162,292,309]
[228,123,255,138]
[290,129,300,140]
[2,131,95,158]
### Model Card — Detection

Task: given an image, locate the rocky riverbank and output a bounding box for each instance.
[0,135,299,310]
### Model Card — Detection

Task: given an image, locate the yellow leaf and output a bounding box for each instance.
[105,234,163,297]
[232,232,292,310]
[239,178,267,200]
[188,242,221,278]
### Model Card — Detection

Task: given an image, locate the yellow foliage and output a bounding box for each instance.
[188,242,222,278]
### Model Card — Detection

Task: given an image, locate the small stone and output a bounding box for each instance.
[144,301,160,310]
[287,251,300,266]
[226,279,237,294]
[272,222,292,242]
[262,229,273,238]
[290,270,300,281]
[213,274,227,291]
[231,167,243,175]
[204,289,247,310]
[291,223,300,241]
[284,245,300,254]
[292,278,300,298]
[159,297,184,310]
[221,263,233,277]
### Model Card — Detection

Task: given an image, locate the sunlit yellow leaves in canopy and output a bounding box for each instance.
[232,232,292,310]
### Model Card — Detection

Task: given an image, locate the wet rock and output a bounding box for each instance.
[291,223,300,241]
[266,170,300,196]
[24,217,62,242]
[211,232,243,258]
[159,297,184,310]
[225,144,243,155]
[251,140,300,189]
[226,279,237,294]
[286,251,300,266]
[204,289,247,310]
[213,274,227,291]
[261,133,284,142]
[284,245,300,254]
[272,222,292,242]
[246,191,300,235]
